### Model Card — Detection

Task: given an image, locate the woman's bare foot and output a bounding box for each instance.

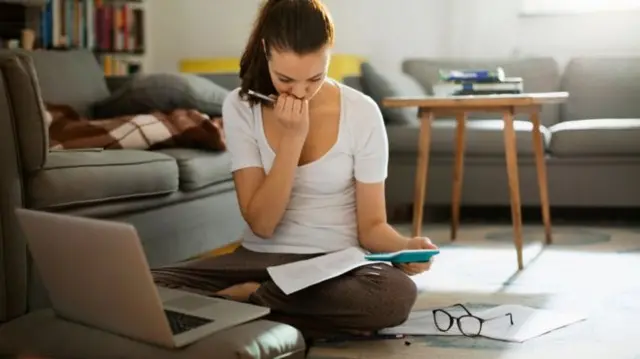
[216,282,261,302]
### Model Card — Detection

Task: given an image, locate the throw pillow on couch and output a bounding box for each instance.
[91,73,230,119]
[359,62,426,126]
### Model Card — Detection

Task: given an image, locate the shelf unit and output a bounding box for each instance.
[0,0,146,76]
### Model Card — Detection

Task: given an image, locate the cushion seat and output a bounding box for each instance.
[28,149,178,210]
[387,119,551,156]
[155,149,233,191]
[548,119,640,157]
[0,309,306,359]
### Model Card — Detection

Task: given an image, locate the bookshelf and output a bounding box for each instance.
[0,1,43,49]
[0,0,146,76]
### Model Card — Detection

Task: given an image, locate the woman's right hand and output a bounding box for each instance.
[274,94,309,138]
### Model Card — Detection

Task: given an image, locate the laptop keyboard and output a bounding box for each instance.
[164,309,214,335]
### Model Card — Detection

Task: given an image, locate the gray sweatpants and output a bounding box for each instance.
[151,246,418,338]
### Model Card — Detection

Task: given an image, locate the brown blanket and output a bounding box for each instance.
[45,103,226,151]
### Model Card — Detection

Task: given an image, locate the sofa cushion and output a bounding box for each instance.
[30,50,111,117]
[28,149,178,210]
[104,73,238,99]
[198,73,242,91]
[360,62,426,126]
[0,310,306,359]
[154,149,233,191]
[342,75,362,91]
[561,58,640,122]
[388,119,550,156]
[548,119,640,157]
[91,73,230,119]
[401,57,562,126]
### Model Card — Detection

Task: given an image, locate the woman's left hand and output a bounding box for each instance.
[396,237,439,276]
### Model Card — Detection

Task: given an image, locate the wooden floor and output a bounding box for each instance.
[307,223,640,359]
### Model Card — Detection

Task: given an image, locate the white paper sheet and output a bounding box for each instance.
[266,246,386,295]
[380,304,588,343]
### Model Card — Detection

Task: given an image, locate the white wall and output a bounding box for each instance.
[144,0,640,75]
[447,0,640,67]
[517,10,640,65]
[144,0,450,75]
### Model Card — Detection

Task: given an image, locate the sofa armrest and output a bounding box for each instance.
[0,56,31,322]
[0,51,48,172]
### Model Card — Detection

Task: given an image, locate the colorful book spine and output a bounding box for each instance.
[38,0,145,54]
[38,0,144,76]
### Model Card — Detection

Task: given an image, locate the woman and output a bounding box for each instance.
[152,0,438,338]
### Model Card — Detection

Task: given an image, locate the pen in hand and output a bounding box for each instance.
[247,89,276,103]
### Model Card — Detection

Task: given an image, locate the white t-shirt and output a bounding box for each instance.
[222,83,389,254]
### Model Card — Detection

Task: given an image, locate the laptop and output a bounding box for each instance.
[15,208,271,348]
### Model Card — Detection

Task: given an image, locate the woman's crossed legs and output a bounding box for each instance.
[151,246,418,337]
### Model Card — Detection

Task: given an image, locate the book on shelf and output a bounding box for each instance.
[99,54,141,76]
[38,0,145,55]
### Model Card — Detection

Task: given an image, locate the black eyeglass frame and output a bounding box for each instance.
[432,303,514,337]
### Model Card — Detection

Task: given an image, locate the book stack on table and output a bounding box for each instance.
[432,67,523,96]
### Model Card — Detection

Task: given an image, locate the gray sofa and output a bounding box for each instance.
[0,50,306,357]
[353,57,640,211]
[0,49,248,319]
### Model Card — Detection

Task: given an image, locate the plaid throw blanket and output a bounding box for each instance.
[45,103,226,151]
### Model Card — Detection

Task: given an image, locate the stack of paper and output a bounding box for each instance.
[379,304,588,343]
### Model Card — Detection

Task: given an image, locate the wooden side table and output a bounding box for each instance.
[383,92,569,270]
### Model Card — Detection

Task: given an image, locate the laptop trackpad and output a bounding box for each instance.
[164,295,218,312]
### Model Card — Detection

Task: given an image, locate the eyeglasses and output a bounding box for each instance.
[432,303,514,337]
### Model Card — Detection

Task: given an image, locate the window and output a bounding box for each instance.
[521,0,640,15]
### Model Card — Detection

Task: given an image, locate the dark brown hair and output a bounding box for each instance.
[239,0,335,105]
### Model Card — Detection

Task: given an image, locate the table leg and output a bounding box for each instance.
[502,108,525,270]
[531,110,552,245]
[412,109,434,238]
[451,112,467,241]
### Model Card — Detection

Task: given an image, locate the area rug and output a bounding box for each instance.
[307,223,640,359]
